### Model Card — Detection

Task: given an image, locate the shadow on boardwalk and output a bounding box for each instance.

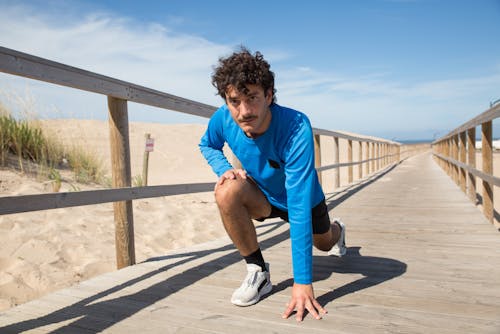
[0,165,406,334]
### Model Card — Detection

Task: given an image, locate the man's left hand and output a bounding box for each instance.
[282,283,327,322]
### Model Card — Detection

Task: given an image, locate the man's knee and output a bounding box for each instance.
[313,226,335,251]
[214,177,247,207]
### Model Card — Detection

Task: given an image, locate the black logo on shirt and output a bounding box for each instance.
[268,159,280,169]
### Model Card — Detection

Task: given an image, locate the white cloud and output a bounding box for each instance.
[0,2,230,123]
[0,2,499,140]
[276,65,500,139]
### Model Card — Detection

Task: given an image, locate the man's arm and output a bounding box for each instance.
[199,108,233,177]
[281,114,327,321]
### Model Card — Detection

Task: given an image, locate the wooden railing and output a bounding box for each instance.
[432,103,500,223]
[0,46,409,270]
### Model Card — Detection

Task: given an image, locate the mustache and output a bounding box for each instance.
[238,116,257,122]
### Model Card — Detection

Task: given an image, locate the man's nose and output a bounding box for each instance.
[239,101,252,115]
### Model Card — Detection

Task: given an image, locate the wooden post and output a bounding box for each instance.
[452,135,458,184]
[459,131,467,193]
[348,139,353,183]
[334,137,340,188]
[142,133,151,186]
[314,134,322,185]
[358,141,363,180]
[376,143,380,171]
[481,121,493,223]
[444,140,449,174]
[446,138,453,176]
[364,142,369,176]
[108,96,136,269]
[370,142,375,174]
[467,127,476,203]
[383,144,387,167]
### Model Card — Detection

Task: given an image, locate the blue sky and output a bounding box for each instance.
[0,0,499,141]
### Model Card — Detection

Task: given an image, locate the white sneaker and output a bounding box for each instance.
[231,263,272,307]
[328,219,347,257]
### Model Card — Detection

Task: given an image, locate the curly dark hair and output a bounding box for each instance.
[211,47,276,103]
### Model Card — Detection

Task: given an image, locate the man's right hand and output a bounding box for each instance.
[217,169,247,186]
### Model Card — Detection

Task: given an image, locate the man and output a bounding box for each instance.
[199,47,346,322]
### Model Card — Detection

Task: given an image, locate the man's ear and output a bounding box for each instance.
[265,88,273,106]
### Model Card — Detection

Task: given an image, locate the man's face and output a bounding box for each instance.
[225,84,273,138]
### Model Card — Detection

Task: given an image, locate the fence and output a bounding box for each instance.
[432,103,500,223]
[0,46,415,270]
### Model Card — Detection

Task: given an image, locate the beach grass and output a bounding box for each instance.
[0,102,104,188]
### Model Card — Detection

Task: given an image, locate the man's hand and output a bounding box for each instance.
[282,283,327,322]
[216,169,247,186]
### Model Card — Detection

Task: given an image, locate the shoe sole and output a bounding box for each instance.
[231,280,273,307]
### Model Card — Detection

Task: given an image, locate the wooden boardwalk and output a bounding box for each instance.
[1,152,499,334]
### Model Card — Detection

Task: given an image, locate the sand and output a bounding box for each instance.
[0,120,226,311]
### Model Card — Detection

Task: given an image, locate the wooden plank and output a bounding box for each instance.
[0,182,215,215]
[108,96,135,268]
[1,153,500,334]
[370,142,375,173]
[358,141,363,179]
[482,121,493,222]
[313,128,398,145]
[316,157,388,172]
[459,131,466,192]
[364,142,369,176]
[432,153,500,187]
[0,47,398,147]
[0,46,216,118]
[314,134,322,185]
[333,137,340,188]
[434,103,500,143]
[348,139,353,183]
[467,127,476,202]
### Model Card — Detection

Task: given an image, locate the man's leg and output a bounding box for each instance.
[214,174,274,306]
[313,222,341,252]
[214,174,271,256]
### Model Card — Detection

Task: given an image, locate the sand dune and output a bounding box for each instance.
[0,120,225,311]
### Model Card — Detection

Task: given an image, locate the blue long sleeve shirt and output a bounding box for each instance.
[199,103,325,284]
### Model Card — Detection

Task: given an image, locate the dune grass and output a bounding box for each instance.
[0,102,104,188]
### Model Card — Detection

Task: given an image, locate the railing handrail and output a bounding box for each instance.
[0,46,394,147]
[312,128,399,145]
[433,103,500,144]
[0,46,216,118]
[433,152,500,187]
[431,103,498,224]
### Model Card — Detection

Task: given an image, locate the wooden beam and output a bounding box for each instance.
[370,142,375,173]
[348,140,353,183]
[314,134,322,185]
[434,103,500,143]
[0,46,216,118]
[0,183,216,215]
[108,96,135,269]
[467,127,476,203]
[364,142,370,175]
[459,132,467,193]
[481,121,493,223]
[358,141,363,180]
[334,137,340,188]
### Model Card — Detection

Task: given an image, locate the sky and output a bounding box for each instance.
[0,0,499,141]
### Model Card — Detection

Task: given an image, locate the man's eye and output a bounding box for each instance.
[229,99,240,106]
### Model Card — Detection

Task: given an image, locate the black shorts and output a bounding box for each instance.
[256,199,331,234]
